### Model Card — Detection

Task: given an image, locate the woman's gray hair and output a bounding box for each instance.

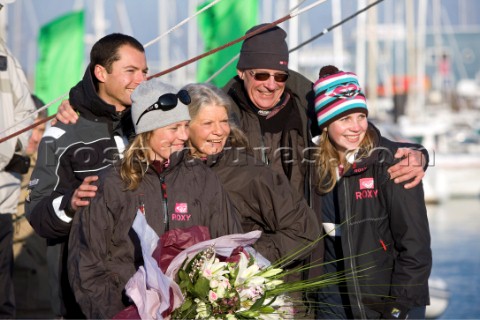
[183,83,250,150]
[182,83,232,120]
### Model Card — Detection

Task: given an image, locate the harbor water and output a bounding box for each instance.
[427,197,480,319]
[13,196,480,319]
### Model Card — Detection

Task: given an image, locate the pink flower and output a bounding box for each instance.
[209,290,218,302]
[203,269,212,278]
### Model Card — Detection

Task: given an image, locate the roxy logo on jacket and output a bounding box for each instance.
[356,177,378,200]
[172,202,191,221]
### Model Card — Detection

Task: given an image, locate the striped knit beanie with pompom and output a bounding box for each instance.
[313,67,368,131]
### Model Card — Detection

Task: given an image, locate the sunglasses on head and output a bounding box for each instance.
[135,89,191,125]
[248,70,289,83]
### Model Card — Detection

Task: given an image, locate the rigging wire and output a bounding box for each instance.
[205,0,311,83]
[206,0,384,83]
[0,0,225,141]
[1,0,386,144]
[289,0,384,52]
[146,0,329,80]
[143,0,224,49]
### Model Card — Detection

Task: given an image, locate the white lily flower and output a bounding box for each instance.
[259,267,283,278]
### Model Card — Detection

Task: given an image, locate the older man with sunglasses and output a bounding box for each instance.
[223,24,313,198]
[222,23,429,317]
[223,24,428,199]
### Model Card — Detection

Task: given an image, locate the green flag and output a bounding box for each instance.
[35,10,85,115]
[197,0,258,87]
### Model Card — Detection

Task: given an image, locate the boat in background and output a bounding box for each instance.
[425,278,450,319]
[426,277,451,319]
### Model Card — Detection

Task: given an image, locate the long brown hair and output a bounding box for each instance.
[119,131,152,190]
[314,126,375,194]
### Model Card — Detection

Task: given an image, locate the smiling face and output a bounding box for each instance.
[188,104,230,157]
[327,112,368,159]
[148,120,189,162]
[95,44,148,111]
[238,68,287,110]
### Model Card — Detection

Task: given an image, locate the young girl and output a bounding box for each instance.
[312,66,432,319]
[67,79,241,319]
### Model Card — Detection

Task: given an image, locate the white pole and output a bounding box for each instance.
[93,0,107,41]
[394,2,405,92]
[332,0,344,69]
[263,0,272,23]
[367,0,378,117]
[405,0,416,119]
[187,0,198,83]
[158,0,170,80]
[416,0,428,116]
[355,0,367,86]
[12,0,22,55]
[116,0,134,35]
[288,0,299,71]
[433,0,442,91]
[381,0,394,101]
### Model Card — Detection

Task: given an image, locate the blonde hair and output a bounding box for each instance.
[314,126,375,194]
[184,83,249,158]
[120,131,152,190]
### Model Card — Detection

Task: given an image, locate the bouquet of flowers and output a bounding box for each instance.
[114,211,353,320]
[171,245,294,319]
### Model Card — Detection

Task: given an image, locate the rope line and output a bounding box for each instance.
[1,0,385,144]
[0,0,226,142]
[146,17,290,80]
[143,0,224,48]
[0,93,67,143]
[146,0,329,80]
[0,114,56,145]
[206,0,384,82]
[289,0,385,52]
[204,0,312,83]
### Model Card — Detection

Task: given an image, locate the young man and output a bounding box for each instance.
[25,33,148,318]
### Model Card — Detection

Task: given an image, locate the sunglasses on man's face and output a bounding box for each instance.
[248,70,289,83]
[135,89,191,125]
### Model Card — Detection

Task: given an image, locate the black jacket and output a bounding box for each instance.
[315,124,432,319]
[25,67,134,318]
[26,67,134,240]
[204,144,321,264]
[223,71,316,201]
[68,150,242,319]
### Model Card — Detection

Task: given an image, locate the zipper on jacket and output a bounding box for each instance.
[160,176,169,232]
[260,133,269,165]
[343,179,367,318]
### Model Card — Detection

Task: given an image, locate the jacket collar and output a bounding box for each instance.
[69,65,126,122]
[342,122,395,177]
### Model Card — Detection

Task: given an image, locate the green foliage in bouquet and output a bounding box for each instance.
[171,246,294,319]
[169,219,383,319]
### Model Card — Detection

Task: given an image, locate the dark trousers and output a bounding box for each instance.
[0,214,15,318]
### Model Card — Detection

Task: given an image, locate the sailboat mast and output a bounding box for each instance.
[332,0,344,69]
[288,0,299,71]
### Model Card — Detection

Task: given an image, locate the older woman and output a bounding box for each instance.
[183,82,320,268]
[67,79,241,319]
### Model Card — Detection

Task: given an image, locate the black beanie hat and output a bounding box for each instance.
[237,24,289,72]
